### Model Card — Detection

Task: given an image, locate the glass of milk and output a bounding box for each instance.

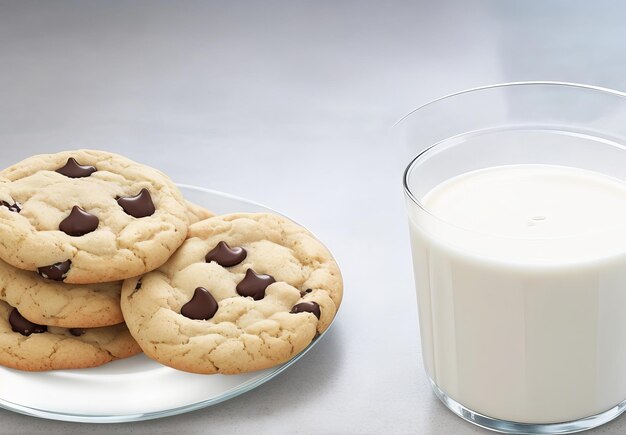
[401,82,626,434]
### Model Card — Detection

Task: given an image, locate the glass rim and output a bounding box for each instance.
[401,81,626,231]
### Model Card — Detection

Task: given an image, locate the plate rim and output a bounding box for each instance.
[0,333,328,423]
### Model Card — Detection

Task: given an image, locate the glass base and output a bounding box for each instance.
[429,379,626,434]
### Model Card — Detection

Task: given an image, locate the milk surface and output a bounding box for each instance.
[409,164,626,423]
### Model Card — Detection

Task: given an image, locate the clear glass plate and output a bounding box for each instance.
[0,185,334,423]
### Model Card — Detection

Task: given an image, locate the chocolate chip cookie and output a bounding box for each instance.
[0,257,123,328]
[0,150,190,283]
[121,213,342,374]
[0,301,141,371]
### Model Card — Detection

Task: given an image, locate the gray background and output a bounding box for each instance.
[0,1,625,434]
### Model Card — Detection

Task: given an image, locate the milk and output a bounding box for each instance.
[408,164,626,423]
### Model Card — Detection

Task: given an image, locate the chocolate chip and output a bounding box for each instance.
[69,328,86,336]
[37,260,71,281]
[56,158,97,178]
[181,287,219,320]
[205,241,247,267]
[9,308,47,336]
[290,301,321,319]
[0,201,21,213]
[300,288,313,296]
[236,269,276,301]
[135,279,142,290]
[59,206,99,236]
[117,189,155,218]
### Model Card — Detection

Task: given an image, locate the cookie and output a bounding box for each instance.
[185,200,215,224]
[0,150,189,284]
[0,257,123,328]
[0,201,213,328]
[121,213,342,374]
[0,301,141,371]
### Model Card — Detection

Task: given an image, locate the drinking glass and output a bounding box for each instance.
[400,82,626,434]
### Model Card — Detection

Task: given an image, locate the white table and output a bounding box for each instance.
[0,1,624,433]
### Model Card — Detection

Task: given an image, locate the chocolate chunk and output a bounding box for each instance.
[205,241,247,267]
[69,328,86,336]
[56,158,97,178]
[37,260,71,281]
[59,206,99,236]
[117,189,155,218]
[0,201,21,213]
[9,308,47,336]
[236,269,276,301]
[290,301,321,319]
[181,287,219,320]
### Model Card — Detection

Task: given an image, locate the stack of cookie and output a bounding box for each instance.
[0,150,343,374]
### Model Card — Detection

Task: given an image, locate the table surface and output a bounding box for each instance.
[1,1,625,434]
